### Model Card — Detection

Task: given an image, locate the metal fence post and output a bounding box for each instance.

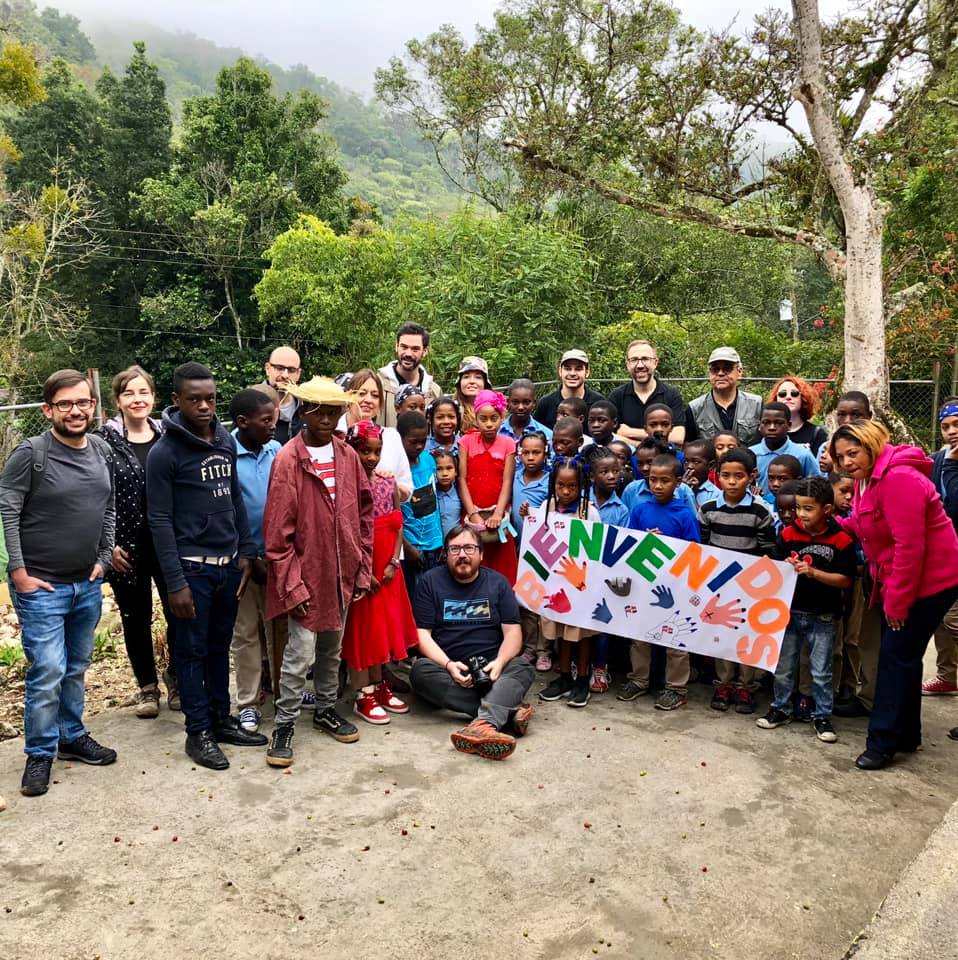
[932,361,942,445]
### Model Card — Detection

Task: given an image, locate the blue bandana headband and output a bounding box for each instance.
[940,404,958,422]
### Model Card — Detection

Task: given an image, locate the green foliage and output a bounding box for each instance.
[0,40,46,108]
[0,644,24,667]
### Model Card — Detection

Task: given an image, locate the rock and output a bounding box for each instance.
[0,721,20,739]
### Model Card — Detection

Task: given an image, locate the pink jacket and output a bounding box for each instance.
[837,444,958,621]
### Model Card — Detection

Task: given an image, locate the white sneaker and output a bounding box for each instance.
[238,707,261,732]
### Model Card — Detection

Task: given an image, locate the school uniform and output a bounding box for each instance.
[749,437,821,489]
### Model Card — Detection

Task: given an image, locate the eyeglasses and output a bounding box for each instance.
[627,356,657,366]
[447,544,479,556]
[777,389,801,399]
[268,362,300,375]
[50,398,96,413]
[709,362,736,374]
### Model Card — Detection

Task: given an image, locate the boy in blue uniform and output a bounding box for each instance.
[749,402,819,489]
[682,439,720,506]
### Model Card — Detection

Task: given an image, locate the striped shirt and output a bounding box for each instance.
[699,491,775,556]
[306,443,336,502]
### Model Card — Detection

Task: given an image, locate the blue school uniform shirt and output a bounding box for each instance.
[749,437,821,488]
[629,497,701,543]
[694,478,721,508]
[500,416,552,443]
[232,430,281,555]
[402,451,443,552]
[512,468,550,535]
[622,478,697,514]
[437,483,462,539]
[591,490,630,527]
[426,434,459,458]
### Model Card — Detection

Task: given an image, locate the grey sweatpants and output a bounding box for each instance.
[410,657,535,730]
[274,613,344,726]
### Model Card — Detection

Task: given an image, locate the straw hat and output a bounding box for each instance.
[284,376,357,408]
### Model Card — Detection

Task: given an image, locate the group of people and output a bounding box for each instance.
[3,323,958,798]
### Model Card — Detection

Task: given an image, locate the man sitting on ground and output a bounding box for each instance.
[410,525,534,760]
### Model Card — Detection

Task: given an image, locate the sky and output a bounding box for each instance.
[51,0,851,94]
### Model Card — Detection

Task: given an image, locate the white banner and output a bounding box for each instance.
[515,510,797,671]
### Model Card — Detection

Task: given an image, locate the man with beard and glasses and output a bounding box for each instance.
[378,322,443,429]
[1,370,118,797]
[410,525,534,761]
[264,345,304,445]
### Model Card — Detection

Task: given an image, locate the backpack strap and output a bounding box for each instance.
[25,431,114,504]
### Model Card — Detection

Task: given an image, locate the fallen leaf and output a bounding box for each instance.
[639,771,647,777]
[401,829,408,836]
[362,845,370,851]
[701,866,708,873]
[113,836,121,843]
[583,822,592,829]
[172,836,178,842]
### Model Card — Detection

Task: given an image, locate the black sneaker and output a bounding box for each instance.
[734,688,757,715]
[756,708,791,729]
[20,756,53,797]
[267,722,295,767]
[57,733,117,766]
[814,718,838,743]
[654,689,687,711]
[539,673,574,702]
[213,715,268,747]
[710,685,731,712]
[185,730,229,770]
[616,680,648,702]
[313,707,360,743]
[567,678,591,708]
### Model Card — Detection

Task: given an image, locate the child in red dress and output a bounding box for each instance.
[458,389,518,584]
[341,421,418,724]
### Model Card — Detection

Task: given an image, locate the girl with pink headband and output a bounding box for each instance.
[458,389,519,584]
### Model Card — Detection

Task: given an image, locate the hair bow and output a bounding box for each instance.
[474,389,508,415]
[346,419,382,443]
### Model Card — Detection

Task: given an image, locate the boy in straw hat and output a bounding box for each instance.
[263,377,374,767]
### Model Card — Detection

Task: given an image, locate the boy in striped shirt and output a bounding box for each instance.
[699,447,775,714]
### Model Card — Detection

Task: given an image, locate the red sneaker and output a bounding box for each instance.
[354,692,390,725]
[710,685,731,712]
[450,720,516,760]
[921,676,958,696]
[374,680,409,714]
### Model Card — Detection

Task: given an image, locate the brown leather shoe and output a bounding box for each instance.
[450,720,516,760]
[135,685,160,719]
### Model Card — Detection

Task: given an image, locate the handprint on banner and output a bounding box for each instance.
[699,595,746,629]
[646,612,698,648]
[591,597,613,624]
[605,577,632,597]
[650,585,675,609]
[556,555,588,591]
[544,589,572,614]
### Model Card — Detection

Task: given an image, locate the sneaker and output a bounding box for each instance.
[450,719,516,760]
[655,689,687,711]
[313,707,360,742]
[266,722,295,767]
[374,680,408,714]
[20,756,53,797]
[710,685,731,712]
[354,691,391,725]
[238,707,261,733]
[756,708,791,729]
[213,715,268,746]
[735,688,756,715]
[185,731,229,770]
[589,665,610,694]
[301,691,317,711]
[793,694,814,722]
[163,669,180,712]
[510,703,533,737]
[135,684,160,719]
[535,653,552,672]
[57,733,117,766]
[617,680,649,702]
[922,676,958,696]
[539,673,574,702]
[568,678,591,708]
[814,717,838,743]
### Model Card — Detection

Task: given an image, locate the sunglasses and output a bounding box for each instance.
[777,389,801,399]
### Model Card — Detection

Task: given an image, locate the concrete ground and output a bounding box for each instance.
[1,667,957,960]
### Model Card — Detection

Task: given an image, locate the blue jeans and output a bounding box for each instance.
[771,612,835,719]
[11,578,103,758]
[174,561,241,735]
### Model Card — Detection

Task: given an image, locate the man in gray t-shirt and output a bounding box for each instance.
[0,370,118,798]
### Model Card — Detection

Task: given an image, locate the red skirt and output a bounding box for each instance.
[341,510,418,671]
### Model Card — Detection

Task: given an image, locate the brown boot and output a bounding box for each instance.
[163,670,180,712]
[135,684,160,719]
[450,720,516,761]
[510,703,533,737]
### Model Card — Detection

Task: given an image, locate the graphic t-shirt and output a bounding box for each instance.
[412,565,520,663]
[306,443,336,502]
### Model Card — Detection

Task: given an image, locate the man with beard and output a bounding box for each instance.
[378,322,442,429]
[410,525,534,761]
[532,349,605,430]
[264,345,304,445]
[1,370,118,797]
[607,340,687,445]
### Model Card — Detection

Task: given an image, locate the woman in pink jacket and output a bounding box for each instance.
[831,419,958,770]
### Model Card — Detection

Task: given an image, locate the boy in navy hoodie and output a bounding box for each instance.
[148,362,265,770]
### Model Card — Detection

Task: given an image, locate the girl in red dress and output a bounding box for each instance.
[458,389,518,584]
[341,421,418,724]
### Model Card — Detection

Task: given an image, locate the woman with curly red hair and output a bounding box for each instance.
[767,376,828,457]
